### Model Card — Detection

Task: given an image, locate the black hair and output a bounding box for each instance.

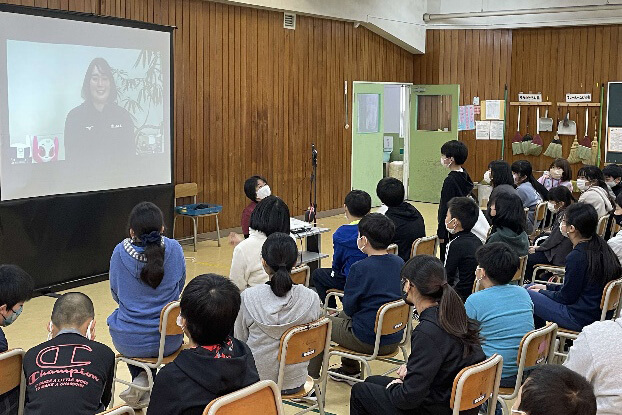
[550,158,573,182]
[376,177,405,207]
[548,185,576,208]
[476,243,519,285]
[512,160,549,201]
[440,140,468,165]
[249,196,290,236]
[129,202,165,289]
[488,160,514,188]
[358,213,395,250]
[180,274,241,345]
[0,265,34,310]
[564,203,622,286]
[51,292,94,329]
[577,165,610,195]
[447,197,479,232]
[344,190,372,218]
[81,57,118,103]
[602,164,622,180]
[401,255,480,357]
[490,192,526,235]
[518,365,596,415]
[261,233,297,297]
[243,175,268,202]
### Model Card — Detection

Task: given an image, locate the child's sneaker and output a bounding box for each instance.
[328,366,361,386]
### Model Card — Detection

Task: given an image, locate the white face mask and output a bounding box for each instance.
[445,218,457,234]
[560,222,569,238]
[256,185,271,200]
[547,202,558,213]
[357,236,367,253]
[85,320,94,341]
[176,314,184,328]
[440,156,451,168]
[576,179,588,192]
[549,168,563,180]
[483,170,491,184]
[513,173,520,184]
[606,180,616,189]
[47,321,53,341]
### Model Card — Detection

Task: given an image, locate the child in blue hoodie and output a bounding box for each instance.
[312,190,371,307]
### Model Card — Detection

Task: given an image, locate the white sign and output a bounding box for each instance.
[566,93,592,103]
[489,121,504,140]
[476,121,490,140]
[518,93,542,102]
[484,100,502,120]
[608,127,622,153]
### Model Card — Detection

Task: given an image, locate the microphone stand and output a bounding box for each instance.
[307,143,318,226]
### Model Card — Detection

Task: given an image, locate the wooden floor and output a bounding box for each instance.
[4,202,440,414]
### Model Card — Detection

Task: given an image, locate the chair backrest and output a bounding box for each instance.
[410,235,438,258]
[101,406,136,415]
[203,380,283,415]
[601,278,622,320]
[277,317,331,365]
[374,300,410,336]
[0,349,24,395]
[597,215,609,238]
[517,322,557,369]
[387,243,399,256]
[512,256,528,285]
[450,354,503,415]
[175,182,198,199]
[290,265,310,287]
[612,221,621,237]
[159,301,183,336]
[534,202,547,222]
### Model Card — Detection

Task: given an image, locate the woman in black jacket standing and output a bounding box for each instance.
[350,255,486,415]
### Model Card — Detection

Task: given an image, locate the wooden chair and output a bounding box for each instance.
[554,278,622,363]
[290,265,311,287]
[611,220,621,238]
[532,264,566,285]
[497,323,557,415]
[277,317,332,415]
[450,354,503,415]
[410,235,438,258]
[387,243,398,256]
[596,215,609,238]
[110,301,187,409]
[473,255,528,293]
[101,406,136,415]
[203,380,283,415]
[530,202,549,239]
[0,348,25,415]
[328,299,412,383]
[173,182,221,251]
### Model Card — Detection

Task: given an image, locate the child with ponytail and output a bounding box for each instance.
[350,255,485,415]
[234,232,321,394]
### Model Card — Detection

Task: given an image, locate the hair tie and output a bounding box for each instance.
[141,230,162,245]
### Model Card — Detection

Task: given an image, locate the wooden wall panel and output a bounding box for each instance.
[0,0,414,235]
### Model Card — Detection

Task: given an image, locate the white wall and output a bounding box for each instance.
[426,0,622,29]
[217,0,427,53]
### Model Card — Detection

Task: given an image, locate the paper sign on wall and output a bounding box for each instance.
[489,121,504,140]
[476,121,490,140]
[566,94,591,103]
[518,93,542,102]
[484,100,502,120]
[608,127,622,152]
[458,105,475,131]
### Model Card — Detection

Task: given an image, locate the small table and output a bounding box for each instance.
[291,226,331,273]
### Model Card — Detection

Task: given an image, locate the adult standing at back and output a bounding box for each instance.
[376,177,425,262]
[229,175,271,245]
[107,201,186,407]
[229,196,291,291]
[437,140,474,261]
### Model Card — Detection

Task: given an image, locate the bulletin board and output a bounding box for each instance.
[606,82,622,163]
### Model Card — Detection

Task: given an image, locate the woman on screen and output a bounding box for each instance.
[107,201,186,407]
[64,57,135,162]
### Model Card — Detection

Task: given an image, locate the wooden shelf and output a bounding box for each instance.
[556,102,601,107]
[509,102,552,106]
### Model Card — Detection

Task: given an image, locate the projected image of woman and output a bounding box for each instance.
[64,58,135,161]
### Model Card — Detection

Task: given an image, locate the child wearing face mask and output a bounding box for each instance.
[538,158,573,191]
[576,165,614,218]
[437,140,474,261]
[607,192,622,263]
[443,197,483,302]
[602,164,622,197]
[229,175,271,246]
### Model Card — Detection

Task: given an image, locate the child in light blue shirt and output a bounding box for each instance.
[466,242,534,387]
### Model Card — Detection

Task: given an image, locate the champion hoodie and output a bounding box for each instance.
[234,284,322,390]
[147,338,260,415]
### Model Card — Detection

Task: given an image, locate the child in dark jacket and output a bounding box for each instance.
[377,177,425,262]
[312,190,371,307]
[148,274,259,415]
[444,197,482,302]
[437,140,474,261]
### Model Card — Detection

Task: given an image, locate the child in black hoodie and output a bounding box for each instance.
[148,274,259,415]
[437,140,474,261]
[376,177,425,262]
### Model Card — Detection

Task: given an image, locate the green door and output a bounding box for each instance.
[408,84,460,202]
[351,82,384,206]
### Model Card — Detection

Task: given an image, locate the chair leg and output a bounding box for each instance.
[172,214,177,240]
[498,396,509,415]
[192,217,197,252]
[314,382,326,415]
[215,213,221,247]
[109,357,120,409]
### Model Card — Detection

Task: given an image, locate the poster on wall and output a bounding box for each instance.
[357,93,380,133]
[476,120,490,140]
[458,105,475,131]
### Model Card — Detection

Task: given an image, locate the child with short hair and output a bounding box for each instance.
[603,163,622,197]
[376,177,425,262]
[437,140,474,261]
[308,213,404,382]
[444,197,482,302]
[312,190,371,307]
[538,158,573,191]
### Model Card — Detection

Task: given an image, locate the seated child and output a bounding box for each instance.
[603,163,622,197]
